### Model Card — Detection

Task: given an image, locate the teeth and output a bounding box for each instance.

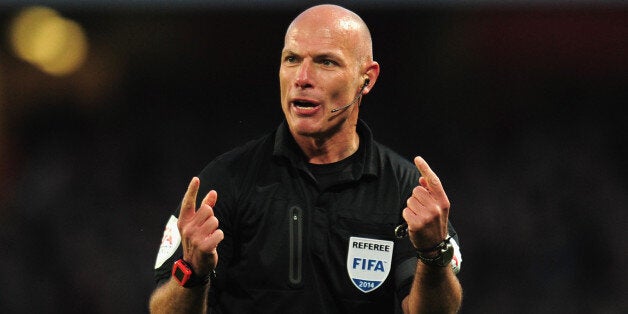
[295,101,315,108]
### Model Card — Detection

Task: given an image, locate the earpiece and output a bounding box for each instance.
[330,78,371,113]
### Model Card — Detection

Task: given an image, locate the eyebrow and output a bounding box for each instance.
[282,49,344,61]
[314,52,341,60]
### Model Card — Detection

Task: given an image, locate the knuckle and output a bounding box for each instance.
[181,226,194,239]
[207,217,219,229]
[430,175,440,185]
[412,186,422,197]
[177,220,186,232]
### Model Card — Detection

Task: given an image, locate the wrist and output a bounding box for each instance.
[417,250,440,259]
[172,258,215,288]
[416,236,451,254]
[416,236,454,267]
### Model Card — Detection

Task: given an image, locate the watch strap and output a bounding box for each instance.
[172,259,214,288]
[417,237,454,267]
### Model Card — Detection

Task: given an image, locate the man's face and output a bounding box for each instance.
[279,16,363,139]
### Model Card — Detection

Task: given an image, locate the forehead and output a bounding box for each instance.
[283,16,360,57]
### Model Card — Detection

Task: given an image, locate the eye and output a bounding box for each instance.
[321,59,337,67]
[284,55,299,64]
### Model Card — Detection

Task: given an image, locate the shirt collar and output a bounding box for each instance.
[273,119,378,178]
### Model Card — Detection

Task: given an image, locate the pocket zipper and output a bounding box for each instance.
[289,206,303,285]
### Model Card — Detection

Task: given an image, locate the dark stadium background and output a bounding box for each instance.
[0,1,626,313]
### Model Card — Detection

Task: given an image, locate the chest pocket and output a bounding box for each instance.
[231,182,300,290]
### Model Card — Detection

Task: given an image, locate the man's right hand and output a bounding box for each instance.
[177,177,224,277]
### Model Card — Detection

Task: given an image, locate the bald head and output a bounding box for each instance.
[278,4,381,155]
[285,4,374,64]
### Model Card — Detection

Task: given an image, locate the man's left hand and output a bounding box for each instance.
[402,156,450,253]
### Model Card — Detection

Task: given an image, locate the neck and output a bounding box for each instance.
[293,125,360,165]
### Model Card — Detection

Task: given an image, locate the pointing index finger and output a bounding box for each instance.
[180,177,200,220]
[414,156,444,193]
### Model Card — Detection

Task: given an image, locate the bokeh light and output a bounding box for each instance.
[9,6,89,76]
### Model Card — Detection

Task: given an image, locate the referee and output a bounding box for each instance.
[149,4,462,313]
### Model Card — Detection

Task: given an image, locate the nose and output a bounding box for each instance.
[294,60,313,89]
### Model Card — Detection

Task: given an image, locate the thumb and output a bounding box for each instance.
[202,190,218,208]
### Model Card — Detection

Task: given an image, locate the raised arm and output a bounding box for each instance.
[401,157,463,313]
[149,177,224,314]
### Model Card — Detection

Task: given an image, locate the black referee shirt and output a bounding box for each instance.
[154,119,460,313]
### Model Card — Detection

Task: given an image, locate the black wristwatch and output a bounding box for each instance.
[172,259,214,288]
[417,238,454,267]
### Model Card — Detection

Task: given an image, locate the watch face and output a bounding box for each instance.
[173,259,192,286]
[174,266,186,281]
[442,244,454,263]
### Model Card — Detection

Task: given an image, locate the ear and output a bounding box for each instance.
[361,61,380,95]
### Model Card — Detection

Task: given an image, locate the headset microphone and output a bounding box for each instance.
[330,78,370,113]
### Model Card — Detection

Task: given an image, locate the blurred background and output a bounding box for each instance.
[0,0,626,313]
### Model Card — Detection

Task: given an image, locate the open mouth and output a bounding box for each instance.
[293,100,318,108]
